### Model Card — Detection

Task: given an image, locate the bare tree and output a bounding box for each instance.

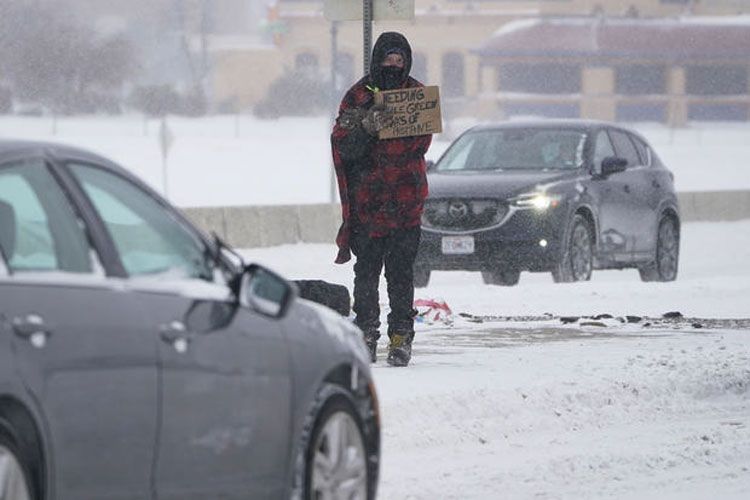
[0,0,137,113]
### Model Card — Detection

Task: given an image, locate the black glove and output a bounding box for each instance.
[361,104,394,136]
[338,108,367,130]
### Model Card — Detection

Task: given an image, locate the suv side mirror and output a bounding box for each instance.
[239,264,296,318]
[600,156,628,177]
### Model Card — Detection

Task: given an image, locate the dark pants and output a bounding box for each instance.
[350,226,421,339]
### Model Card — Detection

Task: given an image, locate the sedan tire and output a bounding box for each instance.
[552,214,593,283]
[639,216,679,282]
[0,430,33,500]
[306,398,369,500]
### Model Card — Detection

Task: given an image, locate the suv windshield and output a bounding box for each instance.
[436,128,587,172]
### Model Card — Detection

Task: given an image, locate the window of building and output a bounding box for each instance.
[615,65,666,95]
[616,103,667,123]
[498,63,582,94]
[504,102,580,119]
[686,65,749,96]
[688,103,749,122]
[442,52,465,98]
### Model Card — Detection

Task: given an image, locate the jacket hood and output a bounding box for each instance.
[369,32,412,89]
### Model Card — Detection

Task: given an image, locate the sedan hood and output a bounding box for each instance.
[427,169,583,200]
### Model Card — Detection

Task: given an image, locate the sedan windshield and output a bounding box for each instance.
[436,128,587,172]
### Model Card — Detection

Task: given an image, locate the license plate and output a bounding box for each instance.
[441,236,475,255]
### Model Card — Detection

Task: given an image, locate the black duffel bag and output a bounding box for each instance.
[293,280,351,317]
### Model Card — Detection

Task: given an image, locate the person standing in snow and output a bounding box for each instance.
[331,32,432,367]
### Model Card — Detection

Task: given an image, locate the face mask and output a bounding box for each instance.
[380,66,403,90]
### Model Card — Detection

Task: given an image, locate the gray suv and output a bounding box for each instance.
[416,120,680,286]
[0,141,378,500]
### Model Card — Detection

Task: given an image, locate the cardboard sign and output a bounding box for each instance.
[375,86,442,139]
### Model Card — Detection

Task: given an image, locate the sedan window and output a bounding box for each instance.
[0,159,93,273]
[436,129,587,172]
[69,163,213,281]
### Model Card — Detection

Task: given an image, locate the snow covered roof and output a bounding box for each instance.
[478,16,750,61]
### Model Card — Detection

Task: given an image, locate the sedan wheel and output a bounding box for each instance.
[309,404,367,500]
[639,217,679,282]
[552,214,593,283]
[0,440,32,500]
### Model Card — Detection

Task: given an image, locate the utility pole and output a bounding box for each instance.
[330,20,340,203]
[363,0,373,74]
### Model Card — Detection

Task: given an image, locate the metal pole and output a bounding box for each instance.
[162,156,169,199]
[363,0,373,75]
[330,21,339,204]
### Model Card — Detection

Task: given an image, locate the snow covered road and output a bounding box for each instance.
[241,221,750,499]
[374,322,749,499]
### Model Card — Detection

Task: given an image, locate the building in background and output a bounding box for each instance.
[205,0,750,125]
[477,16,750,125]
[48,0,750,124]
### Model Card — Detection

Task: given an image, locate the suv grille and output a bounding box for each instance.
[422,199,508,231]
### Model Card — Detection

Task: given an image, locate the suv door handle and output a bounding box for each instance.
[12,314,53,348]
[159,320,192,354]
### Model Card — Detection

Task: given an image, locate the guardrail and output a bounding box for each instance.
[182,191,750,248]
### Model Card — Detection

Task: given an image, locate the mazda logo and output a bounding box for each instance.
[448,201,469,218]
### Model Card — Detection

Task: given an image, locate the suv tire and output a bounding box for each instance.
[552,214,594,283]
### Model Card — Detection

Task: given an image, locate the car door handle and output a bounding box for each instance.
[652,180,661,189]
[623,185,631,193]
[12,314,53,348]
[159,320,192,354]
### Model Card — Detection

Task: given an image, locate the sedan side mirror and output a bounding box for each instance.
[600,156,628,177]
[239,264,297,319]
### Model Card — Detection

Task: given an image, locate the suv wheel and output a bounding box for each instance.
[639,217,679,282]
[0,429,33,500]
[552,214,593,283]
[306,398,368,500]
[481,269,520,286]
[413,268,430,288]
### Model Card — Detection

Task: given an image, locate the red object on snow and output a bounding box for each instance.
[414,298,453,324]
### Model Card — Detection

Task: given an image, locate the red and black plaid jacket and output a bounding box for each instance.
[331,76,432,264]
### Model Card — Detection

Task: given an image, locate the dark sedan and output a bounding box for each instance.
[415,120,680,286]
[0,141,378,500]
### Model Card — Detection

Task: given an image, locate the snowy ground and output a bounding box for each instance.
[4,115,749,497]
[240,221,750,499]
[2,115,750,207]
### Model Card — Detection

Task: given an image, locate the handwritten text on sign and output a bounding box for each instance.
[375,86,442,139]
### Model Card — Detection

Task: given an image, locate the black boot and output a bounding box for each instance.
[387,333,413,367]
[362,330,379,363]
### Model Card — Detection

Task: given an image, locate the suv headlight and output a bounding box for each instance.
[511,192,563,211]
